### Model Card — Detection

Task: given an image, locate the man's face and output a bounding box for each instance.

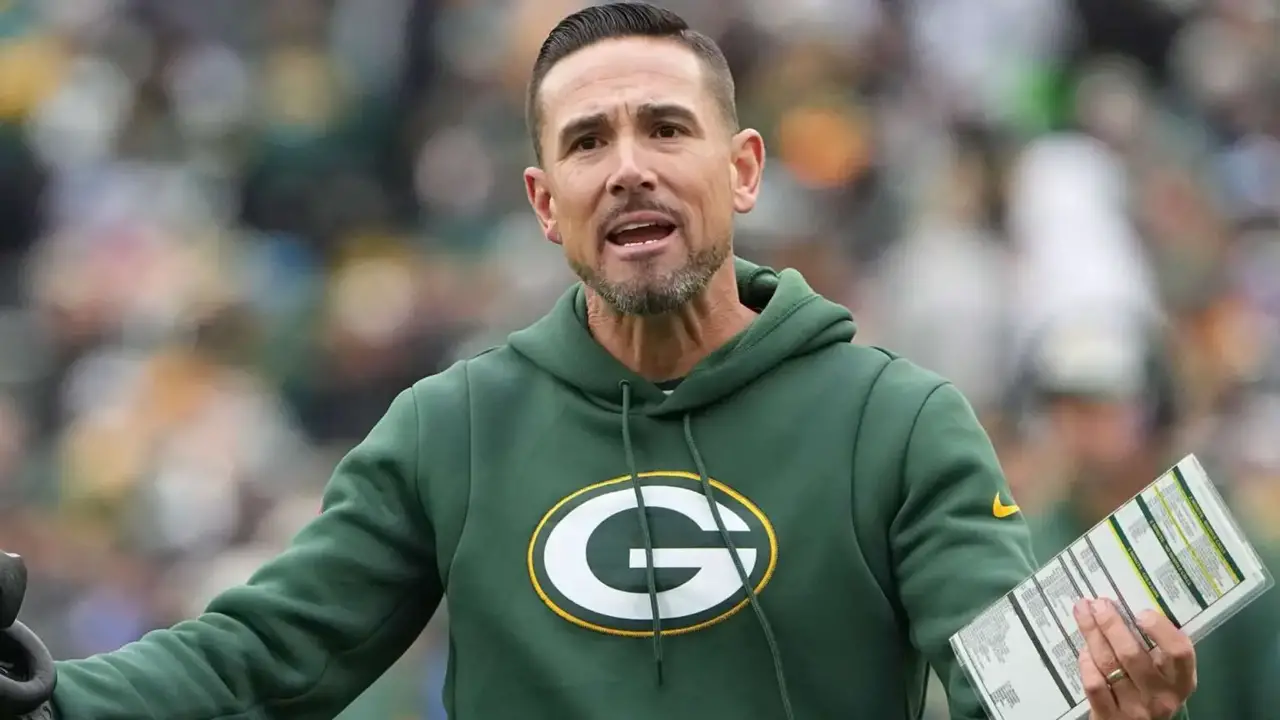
[524,37,764,315]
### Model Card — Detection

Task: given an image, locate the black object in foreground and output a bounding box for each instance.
[0,553,24,631]
[0,553,55,716]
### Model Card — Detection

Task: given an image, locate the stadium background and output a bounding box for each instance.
[0,0,1278,717]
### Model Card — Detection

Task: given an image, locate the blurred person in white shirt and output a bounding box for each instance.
[1008,133,1163,355]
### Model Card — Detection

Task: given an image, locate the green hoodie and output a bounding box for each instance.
[47,258,1036,719]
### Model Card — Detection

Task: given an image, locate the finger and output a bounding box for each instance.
[1093,599,1161,689]
[1074,599,1145,713]
[1078,649,1118,716]
[1137,610,1197,695]
[1141,647,1190,720]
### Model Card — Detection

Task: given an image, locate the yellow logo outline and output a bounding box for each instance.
[992,493,1020,518]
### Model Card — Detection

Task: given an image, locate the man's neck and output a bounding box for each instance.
[586,263,756,382]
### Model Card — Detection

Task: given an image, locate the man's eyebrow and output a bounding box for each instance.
[557,112,609,148]
[636,102,700,127]
[555,103,703,151]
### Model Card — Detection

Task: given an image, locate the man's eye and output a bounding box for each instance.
[654,125,683,139]
[571,136,601,152]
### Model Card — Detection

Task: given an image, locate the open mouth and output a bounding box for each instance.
[605,221,677,247]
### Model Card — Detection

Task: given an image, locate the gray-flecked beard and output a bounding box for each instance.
[571,242,729,317]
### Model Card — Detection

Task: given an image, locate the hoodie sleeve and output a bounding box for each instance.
[889,381,1039,720]
[49,387,444,719]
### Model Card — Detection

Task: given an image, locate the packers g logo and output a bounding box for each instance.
[528,471,777,637]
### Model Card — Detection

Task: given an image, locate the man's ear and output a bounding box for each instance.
[729,129,766,214]
[524,167,560,244]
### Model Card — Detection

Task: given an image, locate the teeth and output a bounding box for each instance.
[607,220,672,246]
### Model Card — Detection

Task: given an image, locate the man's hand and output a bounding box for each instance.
[1075,598,1196,720]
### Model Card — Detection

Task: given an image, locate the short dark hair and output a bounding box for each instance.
[526,2,738,164]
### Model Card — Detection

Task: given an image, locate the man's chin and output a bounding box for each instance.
[573,245,727,316]
[592,280,690,317]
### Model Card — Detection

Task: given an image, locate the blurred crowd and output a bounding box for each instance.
[0,0,1277,717]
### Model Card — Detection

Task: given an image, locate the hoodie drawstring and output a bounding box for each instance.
[683,415,795,720]
[620,381,664,684]
[616,380,794,720]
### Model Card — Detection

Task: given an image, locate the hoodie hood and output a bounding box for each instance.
[508,257,856,415]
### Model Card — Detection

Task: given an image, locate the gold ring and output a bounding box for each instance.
[1105,668,1127,685]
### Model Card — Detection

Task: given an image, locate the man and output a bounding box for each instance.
[0,4,1195,719]
[1022,316,1280,718]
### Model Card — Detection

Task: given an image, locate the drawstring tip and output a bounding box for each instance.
[652,631,665,686]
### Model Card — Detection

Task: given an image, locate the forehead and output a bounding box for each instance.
[538,37,711,126]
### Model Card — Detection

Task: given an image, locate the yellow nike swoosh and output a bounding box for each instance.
[993,494,1020,518]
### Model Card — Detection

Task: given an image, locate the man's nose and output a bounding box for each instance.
[606,142,657,196]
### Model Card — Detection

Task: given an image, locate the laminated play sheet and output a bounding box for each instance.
[950,454,1274,720]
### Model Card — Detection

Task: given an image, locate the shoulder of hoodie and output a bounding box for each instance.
[398,342,529,417]
[828,342,959,412]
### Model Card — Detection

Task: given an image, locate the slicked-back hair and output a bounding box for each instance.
[526,2,738,165]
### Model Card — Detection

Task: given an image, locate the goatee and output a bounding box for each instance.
[571,243,728,316]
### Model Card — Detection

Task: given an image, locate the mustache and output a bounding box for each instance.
[597,198,684,235]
